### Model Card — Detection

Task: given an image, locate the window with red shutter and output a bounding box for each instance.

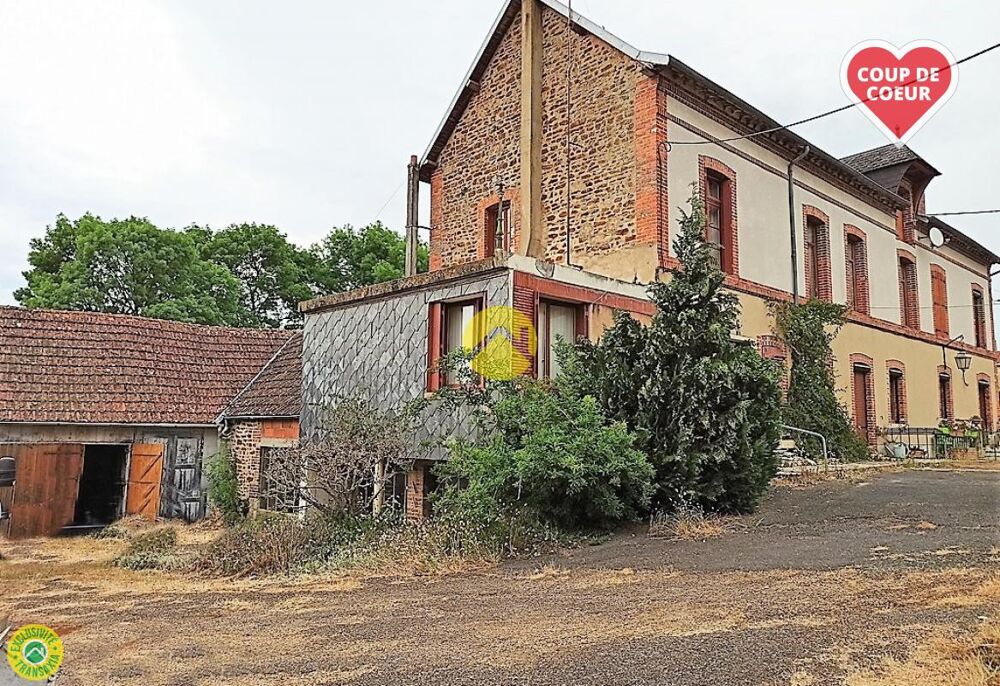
[930,266,948,337]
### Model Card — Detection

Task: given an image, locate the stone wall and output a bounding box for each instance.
[228,420,262,505]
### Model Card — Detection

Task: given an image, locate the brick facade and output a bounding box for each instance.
[634,75,670,266]
[432,19,521,271]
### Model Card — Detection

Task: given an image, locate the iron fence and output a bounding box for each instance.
[880,426,998,460]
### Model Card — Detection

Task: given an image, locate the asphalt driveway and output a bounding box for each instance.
[1,468,998,686]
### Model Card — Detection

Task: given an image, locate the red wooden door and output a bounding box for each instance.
[5,444,84,539]
[853,368,870,438]
[125,444,164,520]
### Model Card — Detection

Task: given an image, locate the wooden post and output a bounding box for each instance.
[519,0,544,258]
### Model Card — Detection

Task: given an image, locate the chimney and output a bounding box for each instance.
[518,0,544,258]
[404,155,419,276]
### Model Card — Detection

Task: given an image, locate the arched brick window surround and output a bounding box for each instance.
[886,359,907,425]
[475,187,521,259]
[897,248,920,330]
[757,335,788,392]
[802,205,832,302]
[929,264,949,337]
[937,364,954,421]
[971,284,988,349]
[849,353,877,445]
[843,225,870,315]
[976,373,994,429]
[698,156,739,276]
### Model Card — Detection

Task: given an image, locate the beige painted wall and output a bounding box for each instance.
[665,97,994,346]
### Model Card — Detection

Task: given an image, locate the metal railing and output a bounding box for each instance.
[880,426,996,460]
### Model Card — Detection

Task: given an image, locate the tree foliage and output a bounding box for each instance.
[308,222,428,293]
[193,223,314,328]
[17,214,427,328]
[772,299,869,462]
[15,214,245,326]
[433,377,653,531]
[562,189,783,514]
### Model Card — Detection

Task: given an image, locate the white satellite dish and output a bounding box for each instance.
[928,226,946,248]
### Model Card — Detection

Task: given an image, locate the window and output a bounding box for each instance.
[699,158,737,275]
[972,287,987,348]
[930,266,948,337]
[804,219,821,298]
[888,369,906,424]
[442,300,480,385]
[537,300,583,378]
[705,172,725,270]
[978,378,993,430]
[938,371,953,420]
[483,201,511,258]
[845,233,868,314]
[259,447,299,514]
[897,253,919,329]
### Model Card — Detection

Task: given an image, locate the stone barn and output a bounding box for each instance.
[218,331,301,514]
[0,306,291,538]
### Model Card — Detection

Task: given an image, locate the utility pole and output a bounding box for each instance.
[404,155,419,277]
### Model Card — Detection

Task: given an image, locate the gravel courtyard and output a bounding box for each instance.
[2,468,998,686]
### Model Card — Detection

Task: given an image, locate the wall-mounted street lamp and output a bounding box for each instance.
[942,334,972,385]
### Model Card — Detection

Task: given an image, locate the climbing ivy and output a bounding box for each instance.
[772,300,869,462]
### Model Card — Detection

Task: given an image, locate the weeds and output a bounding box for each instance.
[113,528,188,571]
[648,506,739,541]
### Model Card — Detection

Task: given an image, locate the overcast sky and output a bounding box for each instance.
[0,0,997,310]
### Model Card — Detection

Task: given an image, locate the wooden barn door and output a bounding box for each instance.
[5,444,84,539]
[125,444,164,520]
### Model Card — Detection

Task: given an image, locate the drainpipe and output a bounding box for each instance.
[788,146,810,305]
[404,155,420,277]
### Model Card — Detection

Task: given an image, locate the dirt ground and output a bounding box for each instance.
[1,468,998,686]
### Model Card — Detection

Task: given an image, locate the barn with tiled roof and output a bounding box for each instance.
[0,306,292,537]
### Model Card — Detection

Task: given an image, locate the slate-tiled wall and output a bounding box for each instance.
[302,273,511,460]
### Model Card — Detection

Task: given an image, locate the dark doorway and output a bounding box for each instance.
[73,445,128,527]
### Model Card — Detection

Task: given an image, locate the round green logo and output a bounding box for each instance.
[6,624,63,681]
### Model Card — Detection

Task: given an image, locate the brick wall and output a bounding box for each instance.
[229,419,262,505]
[538,11,643,266]
[430,6,651,272]
[432,18,522,270]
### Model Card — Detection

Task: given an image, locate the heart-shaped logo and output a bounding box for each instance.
[841,40,958,146]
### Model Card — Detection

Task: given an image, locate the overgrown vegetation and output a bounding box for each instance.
[433,377,653,533]
[207,446,246,526]
[113,528,184,571]
[562,189,783,513]
[773,299,869,462]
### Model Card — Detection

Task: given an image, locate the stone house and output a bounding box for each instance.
[301,0,998,516]
[0,306,291,538]
[218,331,301,514]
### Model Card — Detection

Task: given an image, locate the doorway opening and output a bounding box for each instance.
[73,444,128,527]
[852,364,873,443]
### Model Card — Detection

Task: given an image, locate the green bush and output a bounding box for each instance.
[433,380,653,531]
[207,446,246,526]
[773,299,870,462]
[113,528,182,571]
[561,188,783,514]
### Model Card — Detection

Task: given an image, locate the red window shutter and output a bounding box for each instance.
[426,302,443,392]
[931,270,948,336]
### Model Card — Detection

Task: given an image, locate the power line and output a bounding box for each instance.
[372,181,404,222]
[922,210,1000,217]
[665,40,1000,147]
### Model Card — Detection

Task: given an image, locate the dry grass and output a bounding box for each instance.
[844,620,1000,686]
[772,466,899,489]
[648,510,741,541]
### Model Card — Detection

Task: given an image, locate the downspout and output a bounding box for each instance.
[404,155,420,277]
[788,146,810,305]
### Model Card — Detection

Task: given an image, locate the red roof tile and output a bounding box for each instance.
[221,331,302,419]
[0,307,293,425]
